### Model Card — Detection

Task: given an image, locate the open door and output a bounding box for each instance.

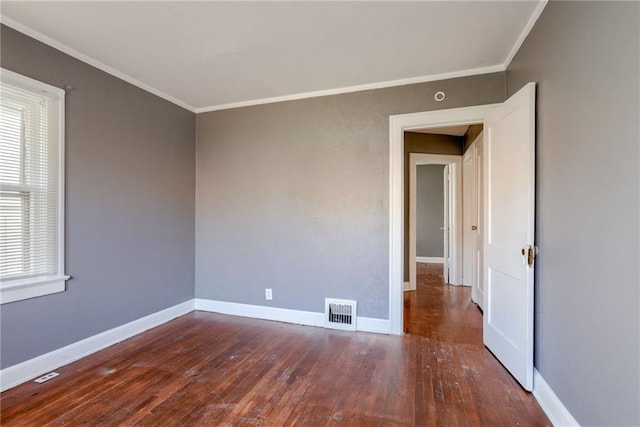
[483,82,536,391]
[442,165,450,283]
[463,138,477,292]
[475,135,485,310]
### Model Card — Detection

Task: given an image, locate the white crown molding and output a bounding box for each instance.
[2,0,546,115]
[533,369,581,426]
[0,300,195,392]
[503,0,549,69]
[1,13,504,115]
[195,299,390,334]
[195,64,506,113]
[0,15,197,113]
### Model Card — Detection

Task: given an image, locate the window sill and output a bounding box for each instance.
[0,275,70,304]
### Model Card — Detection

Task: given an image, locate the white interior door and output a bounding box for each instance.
[462,144,477,289]
[442,165,450,283]
[483,82,536,391]
[475,135,484,310]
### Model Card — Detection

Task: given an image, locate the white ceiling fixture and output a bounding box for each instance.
[1,1,547,113]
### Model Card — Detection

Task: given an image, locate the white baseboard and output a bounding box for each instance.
[416,256,444,264]
[195,299,390,335]
[403,281,411,291]
[196,299,324,327]
[533,369,580,426]
[0,299,195,392]
[357,316,391,334]
[6,296,575,427]
[1,298,390,393]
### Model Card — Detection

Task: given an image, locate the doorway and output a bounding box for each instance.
[388,104,496,336]
[389,83,536,390]
[405,126,480,339]
[408,154,462,291]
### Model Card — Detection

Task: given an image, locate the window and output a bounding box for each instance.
[0,68,68,304]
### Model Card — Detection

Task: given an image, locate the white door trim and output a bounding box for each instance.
[409,154,462,291]
[388,103,499,335]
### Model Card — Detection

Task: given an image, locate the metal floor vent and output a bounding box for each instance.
[325,298,357,331]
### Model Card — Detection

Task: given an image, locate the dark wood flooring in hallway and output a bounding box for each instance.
[404,262,483,343]
[1,264,550,426]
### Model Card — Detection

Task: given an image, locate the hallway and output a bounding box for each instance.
[404,263,482,344]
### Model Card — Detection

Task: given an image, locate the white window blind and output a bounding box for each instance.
[0,68,68,304]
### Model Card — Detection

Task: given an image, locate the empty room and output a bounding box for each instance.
[0,1,638,426]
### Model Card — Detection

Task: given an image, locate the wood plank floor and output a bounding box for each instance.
[1,264,550,426]
[404,263,482,344]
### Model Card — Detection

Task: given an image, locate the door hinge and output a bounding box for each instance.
[527,246,535,267]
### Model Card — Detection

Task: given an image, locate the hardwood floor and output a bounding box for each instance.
[404,262,482,344]
[1,264,550,426]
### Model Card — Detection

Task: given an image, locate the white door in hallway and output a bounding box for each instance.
[483,82,536,391]
[475,135,485,310]
[442,165,450,283]
[462,147,476,290]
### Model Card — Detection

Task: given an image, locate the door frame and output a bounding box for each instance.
[408,153,462,291]
[388,104,499,335]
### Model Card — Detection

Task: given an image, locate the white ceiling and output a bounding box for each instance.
[1,1,545,112]
[411,125,471,136]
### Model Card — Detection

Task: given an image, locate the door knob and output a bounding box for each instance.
[471,226,477,230]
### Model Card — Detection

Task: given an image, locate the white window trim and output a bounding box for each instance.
[0,68,70,304]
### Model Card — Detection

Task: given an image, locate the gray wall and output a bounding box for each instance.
[196,73,504,318]
[506,2,639,425]
[0,26,196,368]
[416,165,445,258]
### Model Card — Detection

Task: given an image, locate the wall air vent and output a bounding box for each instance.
[324,298,357,331]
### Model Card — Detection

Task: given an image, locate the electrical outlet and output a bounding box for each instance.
[34,372,59,383]
[265,288,272,300]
